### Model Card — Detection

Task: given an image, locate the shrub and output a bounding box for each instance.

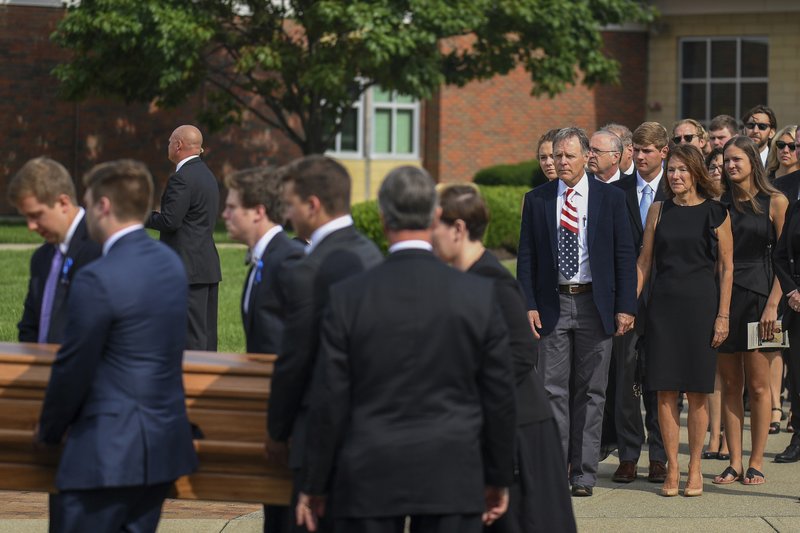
[479,185,527,253]
[352,200,388,254]
[351,184,529,255]
[474,159,547,188]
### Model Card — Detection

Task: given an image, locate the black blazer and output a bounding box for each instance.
[613,173,667,335]
[18,215,102,343]
[775,199,800,295]
[775,169,800,206]
[268,225,383,468]
[517,175,637,336]
[302,249,515,517]
[146,157,222,284]
[468,250,552,425]
[241,231,304,354]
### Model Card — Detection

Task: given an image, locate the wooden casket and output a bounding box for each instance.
[0,342,292,504]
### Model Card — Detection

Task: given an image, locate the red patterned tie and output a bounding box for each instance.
[558,188,579,279]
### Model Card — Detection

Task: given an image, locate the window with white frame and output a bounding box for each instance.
[679,37,768,123]
[327,87,420,158]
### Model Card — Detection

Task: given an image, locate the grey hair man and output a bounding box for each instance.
[298,165,516,531]
[602,123,635,176]
[589,130,624,183]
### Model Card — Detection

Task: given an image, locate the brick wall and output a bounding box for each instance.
[426,31,648,183]
[0,5,302,215]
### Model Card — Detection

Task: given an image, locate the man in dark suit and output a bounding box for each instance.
[517,127,637,497]
[267,155,383,531]
[297,166,515,533]
[36,159,198,533]
[222,166,304,532]
[604,122,670,484]
[146,125,221,351]
[7,157,101,344]
[588,130,626,184]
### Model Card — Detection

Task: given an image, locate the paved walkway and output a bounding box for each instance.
[2,410,799,532]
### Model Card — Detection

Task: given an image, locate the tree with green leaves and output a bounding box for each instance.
[53,0,654,155]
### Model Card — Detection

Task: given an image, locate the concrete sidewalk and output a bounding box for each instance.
[2,410,799,532]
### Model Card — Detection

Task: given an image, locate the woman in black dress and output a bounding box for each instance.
[713,136,788,486]
[637,144,733,497]
[432,184,575,533]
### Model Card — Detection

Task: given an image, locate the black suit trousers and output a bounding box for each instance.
[334,514,482,533]
[187,283,218,351]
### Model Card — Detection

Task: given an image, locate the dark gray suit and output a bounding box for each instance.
[147,156,221,351]
[302,249,515,532]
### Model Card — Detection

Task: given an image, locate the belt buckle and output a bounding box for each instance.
[568,284,580,294]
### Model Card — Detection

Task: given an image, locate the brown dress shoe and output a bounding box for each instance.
[648,461,667,483]
[612,461,637,483]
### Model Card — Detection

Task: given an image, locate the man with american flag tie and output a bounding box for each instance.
[516,126,637,497]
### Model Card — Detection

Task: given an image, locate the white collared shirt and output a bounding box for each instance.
[102,224,144,256]
[760,145,769,168]
[388,240,432,254]
[623,162,635,176]
[636,168,663,204]
[306,215,354,255]
[59,208,85,256]
[596,168,621,184]
[556,174,591,283]
[175,155,200,172]
[243,225,283,314]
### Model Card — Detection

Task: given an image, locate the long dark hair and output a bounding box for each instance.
[722,136,779,214]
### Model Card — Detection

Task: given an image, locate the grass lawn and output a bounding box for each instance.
[0,223,517,354]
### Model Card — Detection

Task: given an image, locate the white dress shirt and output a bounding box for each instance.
[388,240,432,254]
[103,224,144,256]
[556,174,591,284]
[175,155,199,172]
[622,162,635,176]
[306,215,354,255]
[760,145,769,168]
[243,225,283,314]
[59,208,85,255]
[596,168,621,184]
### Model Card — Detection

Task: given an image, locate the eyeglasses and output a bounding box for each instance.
[708,165,722,173]
[673,134,696,144]
[745,122,771,131]
[588,147,619,155]
[776,141,798,151]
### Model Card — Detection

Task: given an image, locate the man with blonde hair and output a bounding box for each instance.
[7,157,101,344]
[672,118,710,155]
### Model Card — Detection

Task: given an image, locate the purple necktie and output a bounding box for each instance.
[38,248,63,344]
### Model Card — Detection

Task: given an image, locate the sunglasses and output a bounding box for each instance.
[776,141,798,151]
[745,122,771,131]
[673,134,696,144]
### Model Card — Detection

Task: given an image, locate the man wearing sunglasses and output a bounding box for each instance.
[742,105,777,167]
[672,119,709,155]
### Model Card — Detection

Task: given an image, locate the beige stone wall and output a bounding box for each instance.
[335,158,423,204]
[646,13,800,127]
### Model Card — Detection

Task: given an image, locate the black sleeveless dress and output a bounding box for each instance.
[645,199,728,393]
[718,192,776,353]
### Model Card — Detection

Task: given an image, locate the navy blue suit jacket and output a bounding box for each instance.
[517,175,637,336]
[38,229,198,490]
[18,215,102,343]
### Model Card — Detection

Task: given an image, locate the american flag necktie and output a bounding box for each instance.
[558,188,579,280]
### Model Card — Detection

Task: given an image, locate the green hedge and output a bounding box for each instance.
[352,185,528,255]
[474,159,547,188]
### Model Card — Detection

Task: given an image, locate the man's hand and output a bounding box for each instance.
[788,290,800,314]
[296,492,326,532]
[264,436,289,466]
[482,486,509,526]
[527,310,542,339]
[614,313,635,336]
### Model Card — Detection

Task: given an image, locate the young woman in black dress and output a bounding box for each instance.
[713,136,788,486]
[637,144,733,497]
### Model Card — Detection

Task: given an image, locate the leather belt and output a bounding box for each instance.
[558,283,592,295]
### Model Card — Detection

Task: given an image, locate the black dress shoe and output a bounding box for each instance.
[571,484,593,497]
[775,442,800,463]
